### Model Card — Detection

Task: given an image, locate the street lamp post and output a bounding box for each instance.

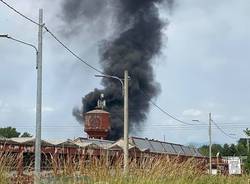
[0,33,41,175]
[0,9,43,182]
[95,70,129,173]
[209,113,212,175]
[192,115,212,175]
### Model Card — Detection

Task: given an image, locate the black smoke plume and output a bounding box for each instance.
[62,0,173,140]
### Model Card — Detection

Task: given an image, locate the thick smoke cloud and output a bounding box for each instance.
[60,0,111,36]
[61,0,172,140]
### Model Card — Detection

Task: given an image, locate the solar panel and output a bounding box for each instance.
[172,144,184,155]
[149,141,165,153]
[132,138,152,151]
[162,143,176,154]
[181,146,193,156]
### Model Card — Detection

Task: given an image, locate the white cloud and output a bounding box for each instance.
[182,109,202,117]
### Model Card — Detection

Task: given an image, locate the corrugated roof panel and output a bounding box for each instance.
[10,137,35,143]
[80,139,114,149]
[172,144,184,155]
[162,143,176,154]
[44,139,68,145]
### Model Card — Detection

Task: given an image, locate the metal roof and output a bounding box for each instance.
[85,109,109,114]
[149,140,166,153]
[44,139,76,147]
[130,137,203,157]
[0,136,203,157]
[74,142,101,149]
[73,137,114,149]
[131,137,152,151]
[10,137,35,143]
[108,139,135,150]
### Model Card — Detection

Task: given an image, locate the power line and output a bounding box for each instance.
[44,26,104,74]
[0,0,40,26]
[1,0,239,131]
[0,0,104,74]
[140,90,195,126]
[212,120,237,139]
[149,100,195,125]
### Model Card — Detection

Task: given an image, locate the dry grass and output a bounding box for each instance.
[0,153,248,184]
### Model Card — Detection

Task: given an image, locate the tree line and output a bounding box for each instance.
[0,126,32,138]
[198,128,250,157]
[198,128,250,172]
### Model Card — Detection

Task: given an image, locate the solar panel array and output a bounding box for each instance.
[131,137,203,157]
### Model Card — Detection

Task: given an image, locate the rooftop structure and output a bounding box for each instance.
[84,94,111,139]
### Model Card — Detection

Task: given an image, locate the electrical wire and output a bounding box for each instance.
[1,0,245,133]
[0,0,104,74]
[212,120,238,139]
[140,90,195,126]
[0,0,40,26]
[44,26,104,74]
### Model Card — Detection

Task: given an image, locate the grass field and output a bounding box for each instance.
[0,154,248,184]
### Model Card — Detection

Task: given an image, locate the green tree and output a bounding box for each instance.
[229,144,238,156]
[0,126,20,138]
[20,132,32,137]
[237,139,247,156]
[244,128,250,137]
[244,128,250,172]
[198,144,223,156]
[211,144,223,156]
[221,144,231,156]
[198,145,209,156]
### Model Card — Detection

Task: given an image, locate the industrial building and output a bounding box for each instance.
[0,96,208,173]
[0,135,206,171]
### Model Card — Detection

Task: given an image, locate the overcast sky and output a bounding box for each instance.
[0,0,250,145]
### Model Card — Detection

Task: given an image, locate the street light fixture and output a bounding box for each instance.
[1,9,43,183]
[0,34,41,171]
[0,34,38,54]
[1,12,43,183]
[191,114,212,175]
[95,74,124,91]
[95,71,129,173]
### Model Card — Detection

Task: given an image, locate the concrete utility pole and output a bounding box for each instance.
[123,70,129,173]
[209,112,212,175]
[95,71,130,173]
[247,138,249,154]
[35,9,43,183]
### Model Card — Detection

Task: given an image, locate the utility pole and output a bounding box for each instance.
[35,9,43,183]
[94,71,129,173]
[247,138,249,154]
[124,70,129,173]
[209,112,212,175]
